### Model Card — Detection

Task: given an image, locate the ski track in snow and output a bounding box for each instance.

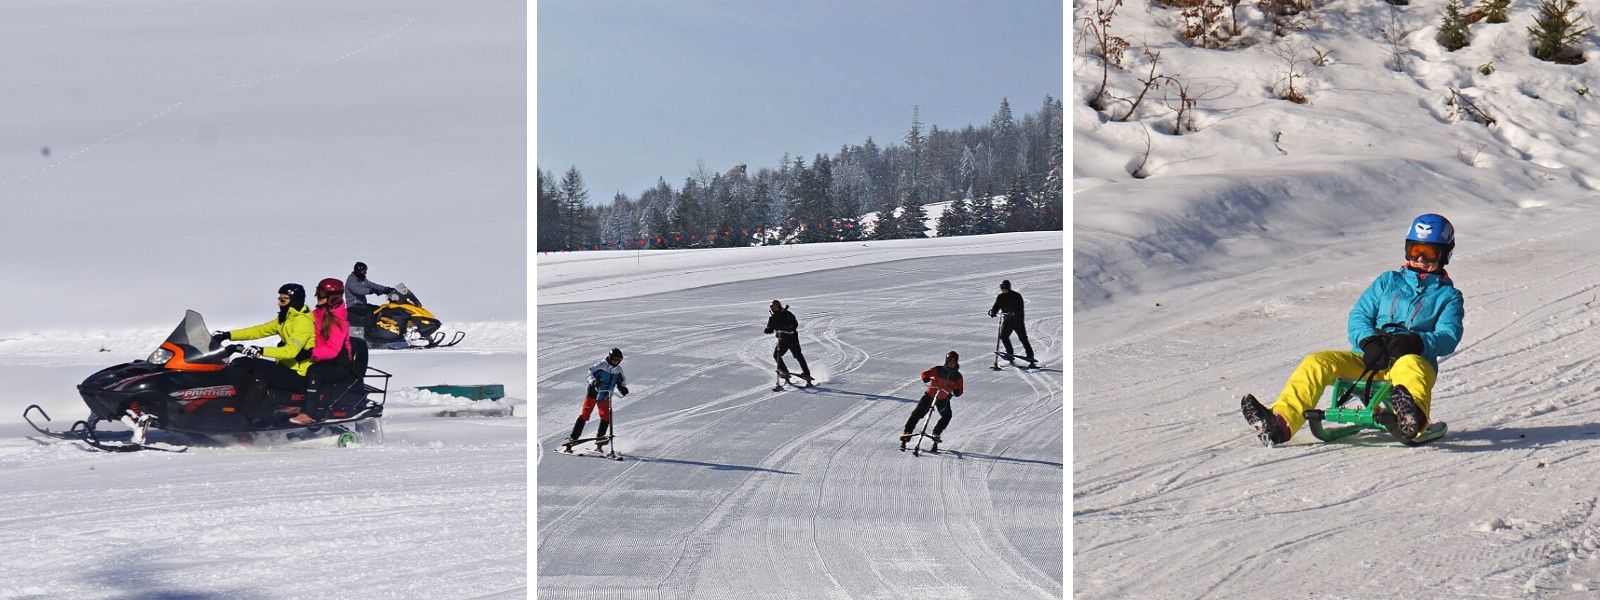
[536,247,1064,599]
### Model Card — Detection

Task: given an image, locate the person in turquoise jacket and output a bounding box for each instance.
[1242,214,1465,446]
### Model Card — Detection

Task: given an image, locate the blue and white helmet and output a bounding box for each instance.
[1405,213,1455,264]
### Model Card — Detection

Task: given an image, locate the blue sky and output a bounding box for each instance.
[536,0,1064,202]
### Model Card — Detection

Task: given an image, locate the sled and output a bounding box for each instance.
[1304,378,1447,447]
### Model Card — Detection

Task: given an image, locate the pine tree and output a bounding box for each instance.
[750,179,775,245]
[1529,0,1593,63]
[872,193,900,240]
[1003,175,1034,232]
[970,188,1001,235]
[535,168,563,252]
[899,187,928,239]
[937,196,971,237]
[559,166,592,249]
[1482,0,1511,23]
[1437,0,1471,51]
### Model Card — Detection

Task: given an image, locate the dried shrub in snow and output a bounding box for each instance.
[1268,41,1312,103]
[1080,0,1131,111]
[1448,88,1498,126]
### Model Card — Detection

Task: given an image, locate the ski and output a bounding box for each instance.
[552,444,623,461]
[993,352,1042,368]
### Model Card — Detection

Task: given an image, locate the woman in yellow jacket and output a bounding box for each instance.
[213,283,315,414]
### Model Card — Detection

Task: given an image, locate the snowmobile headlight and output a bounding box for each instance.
[147,347,174,365]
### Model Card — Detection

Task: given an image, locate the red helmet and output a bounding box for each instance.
[316,277,345,304]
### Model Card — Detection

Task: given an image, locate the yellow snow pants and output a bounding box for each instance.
[1272,350,1437,435]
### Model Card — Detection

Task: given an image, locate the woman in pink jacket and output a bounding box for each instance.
[291,278,354,425]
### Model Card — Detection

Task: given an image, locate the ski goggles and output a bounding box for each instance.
[1406,240,1445,262]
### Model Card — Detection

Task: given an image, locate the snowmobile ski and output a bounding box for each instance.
[25,405,186,452]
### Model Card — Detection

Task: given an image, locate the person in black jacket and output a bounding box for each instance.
[987,280,1035,364]
[764,300,812,381]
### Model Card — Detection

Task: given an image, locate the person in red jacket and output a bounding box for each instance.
[901,351,965,446]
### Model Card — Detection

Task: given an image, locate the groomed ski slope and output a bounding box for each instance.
[536,232,1065,599]
[1075,0,1600,596]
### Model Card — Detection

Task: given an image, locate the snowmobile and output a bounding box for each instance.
[360,283,465,349]
[24,310,389,452]
[1303,376,1447,446]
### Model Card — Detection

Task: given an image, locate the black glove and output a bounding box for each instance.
[618,384,629,397]
[212,331,230,343]
[988,310,997,318]
[764,328,773,334]
[243,345,264,358]
[1387,333,1424,358]
[1358,334,1390,371]
[586,381,599,398]
[384,287,396,295]
[295,347,312,361]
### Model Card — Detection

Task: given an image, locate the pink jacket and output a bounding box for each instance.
[311,304,351,362]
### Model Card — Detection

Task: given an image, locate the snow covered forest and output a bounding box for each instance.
[535,97,1065,252]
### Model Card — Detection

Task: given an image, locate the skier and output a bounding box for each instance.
[292,278,355,425]
[566,348,629,450]
[900,351,965,449]
[1242,213,1465,446]
[988,280,1035,365]
[344,261,395,338]
[212,283,315,418]
[764,299,812,383]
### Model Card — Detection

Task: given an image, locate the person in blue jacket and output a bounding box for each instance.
[1242,214,1465,446]
[567,348,629,449]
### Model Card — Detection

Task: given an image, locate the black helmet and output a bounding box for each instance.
[278,283,306,309]
[946,350,959,361]
[1000,280,1011,290]
[353,261,368,272]
[608,348,624,360]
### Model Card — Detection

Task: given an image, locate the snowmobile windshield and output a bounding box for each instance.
[146,310,230,369]
[384,283,423,308]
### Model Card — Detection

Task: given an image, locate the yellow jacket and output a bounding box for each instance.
[228,305,315,376]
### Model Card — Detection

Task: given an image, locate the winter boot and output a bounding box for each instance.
[899,431,913,449]
[567,417,587,448]
[594,420,612,449]
[1241,394,1291,447]
[1388,385,1428,440]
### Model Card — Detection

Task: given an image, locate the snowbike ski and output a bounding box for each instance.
[899,432,941,456]
[774,369,814,391]
[555,435,622,460]
[994,352,1042,368]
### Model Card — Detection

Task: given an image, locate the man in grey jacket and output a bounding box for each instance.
[345,261,394,337]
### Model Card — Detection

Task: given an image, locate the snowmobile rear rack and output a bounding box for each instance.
[1304,378,1446,446]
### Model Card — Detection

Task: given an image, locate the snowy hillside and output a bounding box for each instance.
[537,232,1064,598]
[0,2,526,597]
[1075,0,1600,597]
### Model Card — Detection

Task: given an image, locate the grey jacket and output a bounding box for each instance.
[345,274,391,307]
